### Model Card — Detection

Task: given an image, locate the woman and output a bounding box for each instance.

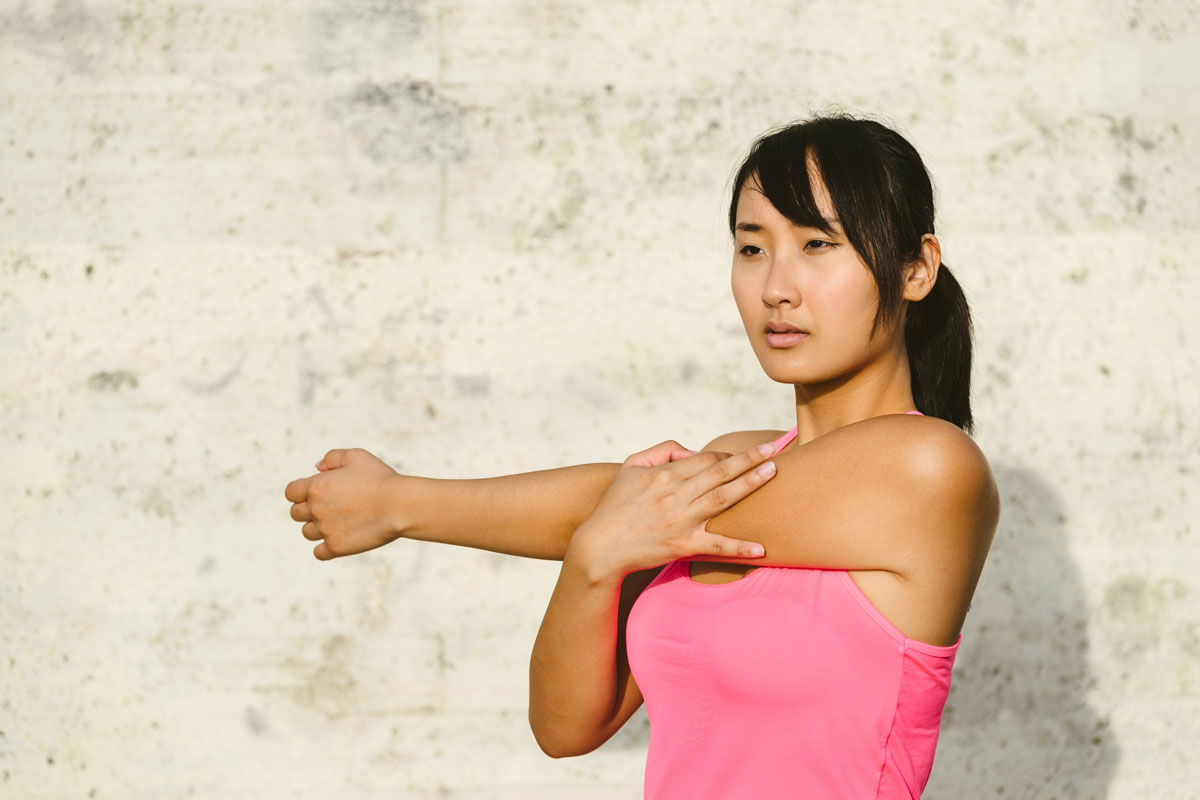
[285,114,999,798]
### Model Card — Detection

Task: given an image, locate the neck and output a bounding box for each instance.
[791,345,917,445]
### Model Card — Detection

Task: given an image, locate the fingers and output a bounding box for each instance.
[689,530,765,559]
[667,446,702,463]
[313,541,335,561]
[301,521,322,541]
[284,476,310,503]
[624,440,699,468]
[689,441,778,513]
[321,448,350,470]
[289,502,311,522]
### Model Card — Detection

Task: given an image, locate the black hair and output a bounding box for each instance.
[728,114,974,432]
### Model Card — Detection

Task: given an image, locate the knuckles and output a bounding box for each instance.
[649,468,676,487]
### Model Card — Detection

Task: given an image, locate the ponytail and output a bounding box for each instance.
[905,263,973,432]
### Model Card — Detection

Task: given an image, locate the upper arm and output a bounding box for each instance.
[702,416,999,581]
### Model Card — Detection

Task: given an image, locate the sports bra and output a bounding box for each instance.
[625,409,958,799]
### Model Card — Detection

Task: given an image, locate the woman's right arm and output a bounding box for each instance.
[527,561,661,756]
[285,447,622,561]
[527,441,776,756]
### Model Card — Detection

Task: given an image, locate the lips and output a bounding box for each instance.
[765,321,807,334]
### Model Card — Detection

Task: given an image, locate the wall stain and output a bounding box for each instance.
[1100,114,1160,152]
[282,634,359,719]
[1101,575,1190,660]
[88,370,138,391]
[531,169,586,238]
[182,355,245,395]
[452,374,489,397]
[0,0,101,73]
[328,80,468,165]
[244,706,268,736]
[299,369,324,405]
[308,0,424,73]
[138,485,175,520]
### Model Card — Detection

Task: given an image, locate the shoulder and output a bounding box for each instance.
[814,413,987,473]
[836,414,1000,547]
[796,414,999,544]
[701,429,788,454]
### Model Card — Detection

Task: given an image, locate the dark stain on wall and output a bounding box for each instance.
[0,0,101,73]
[452,374,489,397]
[328,80,468,165]
[284,633,360,719]
[182,357,244,395]
[88,370,138,391]
[309,0,425,73]
[531,169,585,238]
[244,706,268,736]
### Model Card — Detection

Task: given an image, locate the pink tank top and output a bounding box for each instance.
[625,412,959,799]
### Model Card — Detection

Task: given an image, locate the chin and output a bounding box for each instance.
[754,351,847,387]
[758,362,833,386]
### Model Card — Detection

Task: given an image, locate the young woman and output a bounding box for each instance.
[285,114,1000,799]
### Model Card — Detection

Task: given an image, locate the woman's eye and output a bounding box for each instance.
[805,240,833,251]
[739,245,763,256]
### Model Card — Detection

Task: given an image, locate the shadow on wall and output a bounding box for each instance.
[928,465,1120,799]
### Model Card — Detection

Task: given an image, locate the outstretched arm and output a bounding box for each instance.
[285,447,622,560]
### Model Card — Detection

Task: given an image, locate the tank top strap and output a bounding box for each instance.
[771,427,799,455]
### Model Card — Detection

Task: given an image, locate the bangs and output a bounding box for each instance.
[728,117,906,325]
[737,132,838,237]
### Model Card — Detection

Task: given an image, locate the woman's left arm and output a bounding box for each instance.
[701,414,1000,579]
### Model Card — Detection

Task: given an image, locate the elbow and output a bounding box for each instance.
[534,736,576,760]
[528,712,601,759]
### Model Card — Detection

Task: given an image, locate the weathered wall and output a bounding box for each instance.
[2,0,1197,797]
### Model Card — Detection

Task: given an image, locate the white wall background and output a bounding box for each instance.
[3,0,1198,797]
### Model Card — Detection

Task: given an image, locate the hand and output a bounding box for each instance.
[566,439,778,583]
[284,448,405,561]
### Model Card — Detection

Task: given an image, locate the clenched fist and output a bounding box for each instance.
[284,448,406,561]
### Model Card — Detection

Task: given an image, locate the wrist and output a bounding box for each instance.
[563,525,625,589]
[384,473,416,541]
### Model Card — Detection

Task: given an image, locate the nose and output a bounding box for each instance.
[761,252,801,308]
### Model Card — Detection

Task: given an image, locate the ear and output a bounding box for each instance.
[902,234,941,302]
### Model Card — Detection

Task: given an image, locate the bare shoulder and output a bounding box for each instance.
[701,429,788,453]
[821,413,990,477]
[825,414,1001,547]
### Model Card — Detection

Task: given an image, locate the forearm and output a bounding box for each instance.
[398,462,621,560]
[528,547,626,756]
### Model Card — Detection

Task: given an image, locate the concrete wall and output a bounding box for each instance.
[3,0,1197,797]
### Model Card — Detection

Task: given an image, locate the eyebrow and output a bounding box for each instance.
[735,219,843,234]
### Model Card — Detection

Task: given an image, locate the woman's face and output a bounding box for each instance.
[730,166,899,388]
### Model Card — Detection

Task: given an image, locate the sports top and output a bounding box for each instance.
[625,411,959,799]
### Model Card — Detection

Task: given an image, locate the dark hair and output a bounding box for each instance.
[728,114,974,432]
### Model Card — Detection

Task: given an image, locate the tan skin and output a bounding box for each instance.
[525,163,998,756]
[284,158,1000,759]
